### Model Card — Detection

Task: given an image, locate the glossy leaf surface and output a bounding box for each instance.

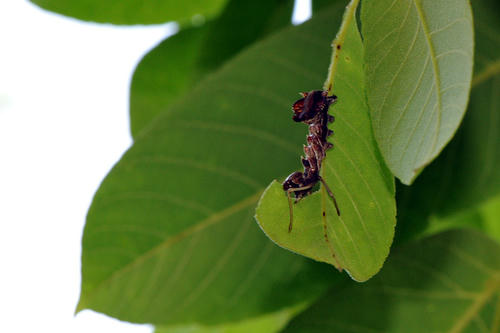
[362,0,474,184]
[256,0,396,282]
[78,4,348,325]
[283,230,500,333]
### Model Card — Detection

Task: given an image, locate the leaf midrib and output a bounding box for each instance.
[413,0,442,162]
[449,277,500,333]
[319,0,363,274]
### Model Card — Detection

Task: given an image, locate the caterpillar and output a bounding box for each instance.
[282,90,340,232]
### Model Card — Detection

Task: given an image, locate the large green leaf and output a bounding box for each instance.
[29,0,229,25]
[256,0,396,282]
[362,0,474,185]
[78,3,349,325]
[155,305,304,333]
[283,230,500,333]
[130,0,294,137]
[395,0,500,242]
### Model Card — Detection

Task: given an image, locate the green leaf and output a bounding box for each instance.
[78,3,349,325]
[155,305,305,333]
[130,27,206,136]
[433,0,500,214]
[395,0,500,243]
[481,196,500,243]
[283,230,500,333]
[256,0,396,282]
[423,195,500,244]
[29,0,229,25]
[361,0,474,185]
[313,0,346,13]
[130,0,294,137]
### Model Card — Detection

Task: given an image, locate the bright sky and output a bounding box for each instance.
[0,0,310,332]
[0,1,171,332]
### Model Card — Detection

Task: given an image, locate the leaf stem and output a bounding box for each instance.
[472,59,500,87]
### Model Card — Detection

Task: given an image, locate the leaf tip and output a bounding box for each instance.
[398,161,430,185]
[74,298,86,315]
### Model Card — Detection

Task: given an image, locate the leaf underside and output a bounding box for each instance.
[395,0,500,243]
[362,0,474,185]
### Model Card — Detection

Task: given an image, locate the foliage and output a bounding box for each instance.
[283,230,500,333]
[256,0,396,282]
[129,0,295,137]
[32,0,500,331]
[29,0,229,25]
[362,0,474,185]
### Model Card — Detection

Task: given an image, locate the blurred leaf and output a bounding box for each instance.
[155,304,305,333]
[283,230,500,333]
[256,0,395,283]
[361,0,474,184]
[130,27,206,136]
[29,0,229,25]
[313,0,347,13]
[130,0,294,137]
[423,195,500,244]
[78,3,348,325]
[481,196,500,243]
[395,0,500,242]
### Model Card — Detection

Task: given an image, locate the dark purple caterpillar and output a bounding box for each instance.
[283,90,340,232]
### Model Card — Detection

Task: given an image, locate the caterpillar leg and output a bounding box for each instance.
[319,176,340,216]
[286,185,314,233]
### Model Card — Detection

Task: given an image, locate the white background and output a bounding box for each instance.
[0,0,309,332]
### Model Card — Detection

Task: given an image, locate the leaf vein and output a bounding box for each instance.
[366,1,413,87]
[325,163,371,265]
[429,16,470,35]
[388,53,431,145]
[78,191,262,310]
[228,240,275,305]
[373,11,421,128]
[413,0,443,155]
[172,210,255,315]
[132,156,263,190]
[332,141,387,225]
[175,120,298,154]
